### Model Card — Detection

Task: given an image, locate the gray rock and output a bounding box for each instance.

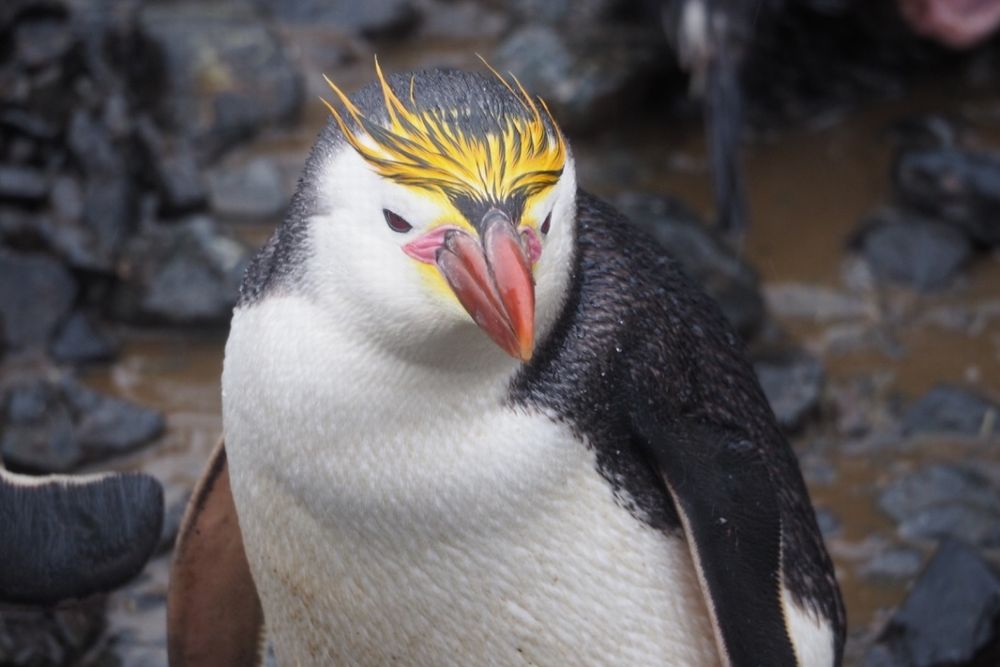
[0,596,106,666]
[208,157,287,220]
[0,164,47,202]
[506,0,628,25]
[869,540,1000,667]
[418,0,509,41]
[755,352,825,432]
[66,110,137,271]
[814,507,840,538]
[879,464,1000,548]
[860,547,924,582]
[902,384,1000,437]
[137,1,303,159]
[493,24,666,132]
[136,118,207,216]
[13,7,74,70]
[854,209,973,291]
[615,193,765,338]
[111,216,250,324]
[50,311,120,364]
[1,378,80,473]
[255,0,421,38]
[60,378,165,459]
[0,249,76,352]
[893,146,1000,247]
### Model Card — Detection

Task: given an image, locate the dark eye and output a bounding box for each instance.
[540,213,551,235]
[384,209,413,233]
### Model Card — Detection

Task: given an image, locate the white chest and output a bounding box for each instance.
[223,297,720,666]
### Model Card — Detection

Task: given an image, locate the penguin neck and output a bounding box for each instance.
[332,308,525,410]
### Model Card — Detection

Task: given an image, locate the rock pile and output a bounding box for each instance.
[853,117,1000,290]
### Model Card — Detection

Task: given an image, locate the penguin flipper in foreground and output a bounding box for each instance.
[0,465,163,605]
[168,440,264,667]
[629,416,794,665]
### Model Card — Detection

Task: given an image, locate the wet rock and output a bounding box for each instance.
[136,118,207,216]
[0,109,58,142]
[1,378,80,473]
[814,507,841,538]
[506,0,629,25]
[615,193,765,338]
[13,7,74,70]
[860,546,924,582]
[493,24,666,132]
[66,110,136,271]
[0,164,48,202]
[112,216,249,324]
[61,377,165,459]
[763,283,868,322]
[755,352,825,432]
[879,463,1000,548]
[207,157,286,221]
[0,596,106,666]
[868,540,1000,667]
[901,384,999,437]
[0,249,76,352]
[0,375,164,472]
[137,1,303,158]
[853,208,973,290]
[893,146,1000,247]
[256,0,421,39]
[50,311,120,364]
[418,0,509,41]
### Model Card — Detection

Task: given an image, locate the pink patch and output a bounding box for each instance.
[403,226,462,264]
[520,226,543,265]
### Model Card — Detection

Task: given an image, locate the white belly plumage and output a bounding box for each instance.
[223,296,720,667]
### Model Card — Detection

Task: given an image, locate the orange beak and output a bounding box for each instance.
[435,210,535,361]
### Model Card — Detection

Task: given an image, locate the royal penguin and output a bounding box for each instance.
[168,65,845,666]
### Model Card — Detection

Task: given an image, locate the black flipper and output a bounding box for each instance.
[629,409,796,667]
[0,467,163,605]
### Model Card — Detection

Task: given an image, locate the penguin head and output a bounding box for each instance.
[299,65,577,363]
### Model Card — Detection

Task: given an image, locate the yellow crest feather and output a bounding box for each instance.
[322,61,566,209]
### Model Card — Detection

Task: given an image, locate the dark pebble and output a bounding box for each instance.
[0,109,58,141]
[1,378,80,473]
[136,118,207,216]
[0,248,76,352]
[207,157,286,221]
[901,384,1000,437]
[262,0,420,38]
[111,216,249,325]
[14,11,74,70]
[879,463,1000,548]
[493,24,666,132]
[755,352,825,432]
[893,146,1000,247]
[860,546,924,582]
[0,164,48,202]
[50,311,120,364]
[137,1,303,158]
[0,597,106,666]
[853,209,973,291]
[868,539,1000,667]
[61,377,165,460]
[814,507,841,538]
